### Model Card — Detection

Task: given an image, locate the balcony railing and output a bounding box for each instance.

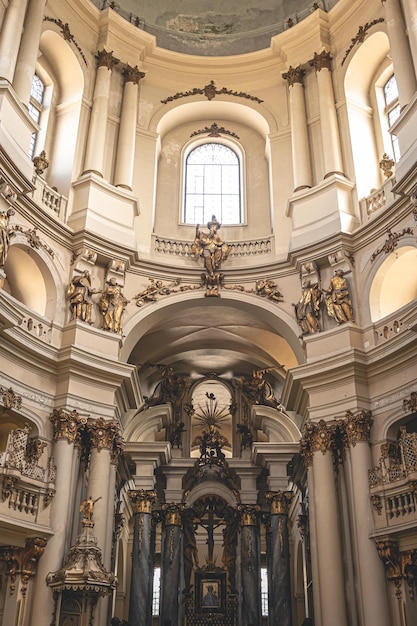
[369,428,417,531]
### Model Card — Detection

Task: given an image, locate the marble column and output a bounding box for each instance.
[300,420,348,626]
[266,491,293,626]
[87,418,122,626]
[159,503,184,626]
[382,0,417,106]
[238,504,262,626]
[0,0,29,83]
[13,0,47,105]
[401,0,417,75]
[309,51,344,179]
[282,65,313,192]
[113,64,145,190]
[128,490,157,626]
[31,409,85,626]
[344,411,390,626]
[82,49,119,177]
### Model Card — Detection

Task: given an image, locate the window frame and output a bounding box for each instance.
[181,138,246,227]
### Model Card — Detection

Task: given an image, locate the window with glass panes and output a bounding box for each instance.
[184,143,242,225]
[383,75,401,162]
[28,74,45,158]
[152,567,161,615]
[261,567,269,616]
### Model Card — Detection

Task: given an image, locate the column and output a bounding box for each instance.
[0,0,28,83]
[401,0,417,75]
[159,503,183,626]
[309,51,344,179]
[31,409,84,626]
[266,491,293,626]
[128,490,157,626]
[282,66,313,192]
[82,49,119,177]
[13,0,47,105]
[238,504,262,626]
[382,0,417,107]
[113,64,145,190]
[87,418,121,626]
[345,411,390,626]
[301,420,348,626]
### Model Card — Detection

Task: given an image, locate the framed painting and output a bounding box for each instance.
[196,571,226,614]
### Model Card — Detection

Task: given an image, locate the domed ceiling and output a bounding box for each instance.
[97,0,341,55]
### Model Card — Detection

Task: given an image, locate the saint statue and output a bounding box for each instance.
[100,278,129,333]
[191,215,231,276]
[293,279,322,335]
[67,270,99,324]
[0,208,15,269]
[324,269,354,325]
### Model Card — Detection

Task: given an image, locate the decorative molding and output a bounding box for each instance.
[190,122,240,139]
[0,386,22,410]
[403,391,417,414]
[370,227,414,262]
[13,224,54,258]
[43,17,87,64]
[0,537,47,596]
[161,80,263,104]
[341,18,385,66]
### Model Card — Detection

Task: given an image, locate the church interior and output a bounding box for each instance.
[0,0,417,625]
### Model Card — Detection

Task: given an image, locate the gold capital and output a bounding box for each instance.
[50,408,86,446]
[345,410,373,447]
[162,503,184,526]
[266,491,293,515]
[238,504,260,527]
[130,489,157,513]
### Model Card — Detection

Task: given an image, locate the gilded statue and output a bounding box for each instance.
[255,277,283,302]
[240,369,280,409]
[100,278,129,333]
[324,269,354,324]
[79,495,101,523]
[191,215,231,276]
[0,208,15,269]
[293,279,322,335]
[67,270,99,324]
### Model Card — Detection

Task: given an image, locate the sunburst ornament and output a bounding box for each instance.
[192,392,231,430]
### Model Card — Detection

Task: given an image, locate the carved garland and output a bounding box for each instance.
[43,17,87,65]
[161,80,263,105]
[341,18,385,66]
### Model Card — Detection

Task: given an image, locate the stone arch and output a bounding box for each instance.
[184,481,238,508]
[121,289,304,366]
[368,244,417,323]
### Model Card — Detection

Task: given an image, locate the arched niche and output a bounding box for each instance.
[369,246,417,322]
[4,241,61,320]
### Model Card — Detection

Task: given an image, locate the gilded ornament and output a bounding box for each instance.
[0,385,22,410]
[324,269,354,324]
[282,65,305,87]
[123,64,145,85]
[344,410,373,446]
[33,150,49,176]
[100,278,129,333]
[266,491,293,515]
[162,502,184,526]
[238,504,260,527]
[403,391,417,414]
[293,280,322,335]
[129,489,157,514]
[161,79,263,104]
[379,153,395,178]
[50,408,85,445]
[0,209,16,270]
[309,50,332,72]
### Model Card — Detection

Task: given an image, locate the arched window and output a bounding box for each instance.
[383,74,401,161]
[184,143,242,225]
[28,74,45,158]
